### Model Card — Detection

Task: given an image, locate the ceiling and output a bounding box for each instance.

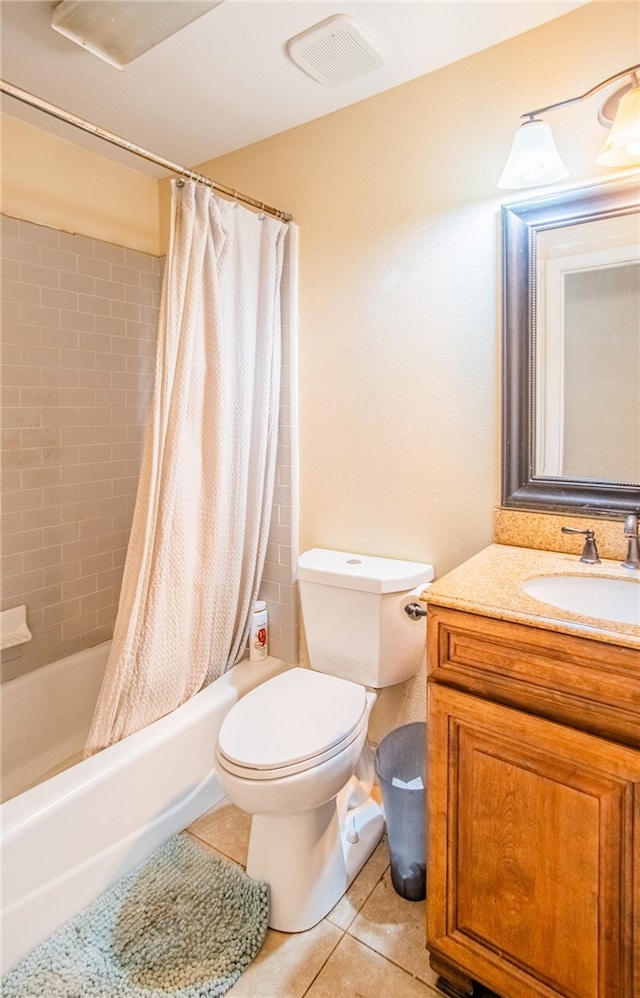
[1,1,588,177]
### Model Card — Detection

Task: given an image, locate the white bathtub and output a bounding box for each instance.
[0,641,283,974]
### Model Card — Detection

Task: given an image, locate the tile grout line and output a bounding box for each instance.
[185,812,441,996]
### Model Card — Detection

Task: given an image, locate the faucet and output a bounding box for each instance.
[561,526,601,564]
[622,514,640,569]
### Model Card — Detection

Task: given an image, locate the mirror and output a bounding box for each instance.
[501,176,640,516]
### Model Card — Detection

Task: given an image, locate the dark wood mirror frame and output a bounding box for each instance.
[501,175,640,517]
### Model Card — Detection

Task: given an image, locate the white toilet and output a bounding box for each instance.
[215,548,434,932]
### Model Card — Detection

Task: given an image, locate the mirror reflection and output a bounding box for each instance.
[502,176,640,515]
[534,213,640,483]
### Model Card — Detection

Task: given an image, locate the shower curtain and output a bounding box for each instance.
[85,181,288,755]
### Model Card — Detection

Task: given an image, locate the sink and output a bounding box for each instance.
[522,575,640,627]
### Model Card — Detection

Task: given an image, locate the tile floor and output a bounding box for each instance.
[186,799,443,998]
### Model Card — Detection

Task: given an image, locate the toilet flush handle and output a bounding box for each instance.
[404,602,426,620]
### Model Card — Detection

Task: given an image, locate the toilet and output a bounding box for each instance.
[215,548,434,932]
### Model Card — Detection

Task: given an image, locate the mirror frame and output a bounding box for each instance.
[501,175,640,517]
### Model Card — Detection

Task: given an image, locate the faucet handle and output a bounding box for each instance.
[561,526,601,564]
[622,513,640,569]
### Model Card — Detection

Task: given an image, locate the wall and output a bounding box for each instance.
[1,116,163,682]
[0,210,300,678]
[258,227,300,665]
[1,126,300,681]
[188,1,639,740]
[0,216,161,681]
[1,114,160,256]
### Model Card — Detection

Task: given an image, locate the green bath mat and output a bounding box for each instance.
[2,834,269,998]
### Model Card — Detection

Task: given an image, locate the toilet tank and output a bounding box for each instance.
[298,549,435,688]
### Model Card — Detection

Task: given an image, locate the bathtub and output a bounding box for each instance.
[0,641,283,974]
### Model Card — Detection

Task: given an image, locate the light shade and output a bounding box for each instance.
[596,86,640,166]
[498,118,569,190]
[51,1,221,70]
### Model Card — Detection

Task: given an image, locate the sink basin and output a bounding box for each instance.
[522,575,640,627]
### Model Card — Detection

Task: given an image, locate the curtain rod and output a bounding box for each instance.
[0,79,293,222]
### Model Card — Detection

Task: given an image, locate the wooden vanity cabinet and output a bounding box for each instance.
[426,605,640,998]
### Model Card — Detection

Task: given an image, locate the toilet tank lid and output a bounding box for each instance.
[298,548,434,593]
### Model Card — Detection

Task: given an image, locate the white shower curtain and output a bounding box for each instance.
[85,181,288,754]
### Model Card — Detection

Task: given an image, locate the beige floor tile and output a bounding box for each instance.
[188,800,251,866]
[227,919,343,998]
[347,867,437,987]
[304,933,440,998]
[182,828,230,863]
[326,835,390,931]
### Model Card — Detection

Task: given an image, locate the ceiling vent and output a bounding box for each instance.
[286,14,384,87]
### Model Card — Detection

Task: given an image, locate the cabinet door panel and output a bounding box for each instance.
[427,686,640,998]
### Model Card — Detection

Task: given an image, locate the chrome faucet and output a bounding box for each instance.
[622,514,640,569]
[561,526,601,564]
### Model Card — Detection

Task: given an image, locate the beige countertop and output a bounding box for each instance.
[424,543,640,650]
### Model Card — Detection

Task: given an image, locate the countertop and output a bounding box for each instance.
[424,543,640,651]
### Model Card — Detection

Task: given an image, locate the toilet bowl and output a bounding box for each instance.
[216,668,382,931]
[215,549,434,932]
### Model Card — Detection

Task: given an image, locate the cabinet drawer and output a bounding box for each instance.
[427,605,640,746]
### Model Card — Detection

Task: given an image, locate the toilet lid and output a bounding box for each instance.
[217,668,367,775]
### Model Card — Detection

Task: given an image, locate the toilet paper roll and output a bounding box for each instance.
[399,583,431,621]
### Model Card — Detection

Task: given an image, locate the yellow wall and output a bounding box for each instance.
[193,2,638,576]
[1,113,160,254]
[189,1,639,737]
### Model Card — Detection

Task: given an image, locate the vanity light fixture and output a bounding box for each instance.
[498,63,640,189]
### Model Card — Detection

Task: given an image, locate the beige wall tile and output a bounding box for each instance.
[43,559,80,586]
[2,552,24,577]
[21,466,61,489]
[96,602,118,627]
[2,568,45,600]
[2,210,294,682]
[62,611,97,640]
[61,575,97,600]
[21,427,61,448]
[2,488,43,514]
[1,469,22,492]
[36,565,65,591]
[23,545,61,571]
[21,506,61,531]
[42,598,81,627]
[1,219,160,679]
[2,406,40,428]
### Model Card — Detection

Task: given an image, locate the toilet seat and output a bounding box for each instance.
[217,668,367,780]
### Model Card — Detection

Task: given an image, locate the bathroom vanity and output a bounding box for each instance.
[424,544,640,998]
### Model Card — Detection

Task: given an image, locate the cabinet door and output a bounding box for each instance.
[427,685,640,998]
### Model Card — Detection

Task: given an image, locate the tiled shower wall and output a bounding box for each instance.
[260,224,299,665]
[1,216,161,682]
[1,213,299,682]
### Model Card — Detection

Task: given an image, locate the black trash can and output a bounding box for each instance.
[374,721,427,901]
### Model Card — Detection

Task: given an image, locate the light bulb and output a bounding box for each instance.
[498,118,569,189]
[597,86,640,167]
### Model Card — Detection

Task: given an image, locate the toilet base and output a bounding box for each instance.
[246,782,384,932]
